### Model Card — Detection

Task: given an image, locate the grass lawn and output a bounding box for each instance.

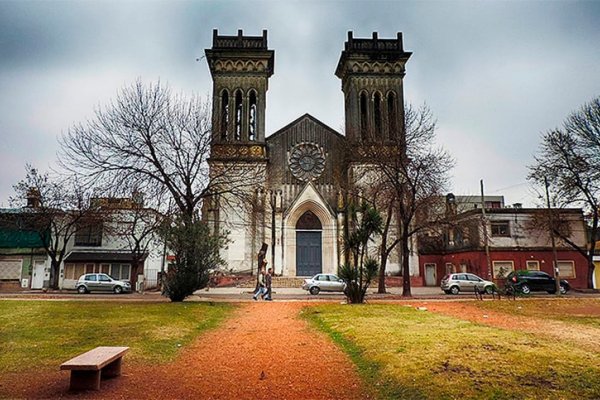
[303,302,600,400]
[472,298,600,328]
[0,300,233,373]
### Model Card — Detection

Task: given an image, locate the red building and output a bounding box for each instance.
[418,207,589,289]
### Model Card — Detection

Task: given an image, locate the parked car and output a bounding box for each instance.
[441,273,495,295]
[505,270,569,295]
[302,273,346,295]
[76,273,132,294]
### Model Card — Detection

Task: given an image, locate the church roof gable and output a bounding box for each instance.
[266,113,345,143]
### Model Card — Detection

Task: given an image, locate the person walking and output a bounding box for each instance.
[264,267,273,301]
[252,267,267,300]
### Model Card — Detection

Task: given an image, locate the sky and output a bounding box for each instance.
[0,0,599,207]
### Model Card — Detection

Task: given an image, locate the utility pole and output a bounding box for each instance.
[544,177,561,296]
[480,179,492,279]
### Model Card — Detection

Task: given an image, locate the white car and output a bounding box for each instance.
[302,274,346,295]
[441,273,495,295]
[76,273,132,294]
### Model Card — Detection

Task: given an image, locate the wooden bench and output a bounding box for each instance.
[60,346,129,391]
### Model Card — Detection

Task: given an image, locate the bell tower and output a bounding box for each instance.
[204,30,274,272]
[335,32,411,144]
[205,29,274,160]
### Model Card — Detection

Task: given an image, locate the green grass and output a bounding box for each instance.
[303,304,600,400]
[0,300,233,373]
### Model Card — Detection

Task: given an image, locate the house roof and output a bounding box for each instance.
[454,207,584,219]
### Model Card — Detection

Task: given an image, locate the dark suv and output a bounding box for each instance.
[505,270,570,295]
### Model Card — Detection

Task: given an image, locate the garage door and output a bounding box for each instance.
[0,258,22,280]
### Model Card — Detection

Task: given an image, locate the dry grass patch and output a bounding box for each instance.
[473,298,600,327]
[303,304,600,399]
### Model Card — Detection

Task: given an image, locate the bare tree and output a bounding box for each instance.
[59,80,259,222]
[352,104,453,296]
[11,165,98,289]
[529,96,600,289]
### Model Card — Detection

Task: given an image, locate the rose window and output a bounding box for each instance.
[288,143,326,182]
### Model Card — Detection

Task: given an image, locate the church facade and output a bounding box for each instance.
[203,29,419,278]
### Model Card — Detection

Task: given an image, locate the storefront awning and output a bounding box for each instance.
[64,251,147,263]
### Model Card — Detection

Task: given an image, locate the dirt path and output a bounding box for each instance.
[2,302,366,399]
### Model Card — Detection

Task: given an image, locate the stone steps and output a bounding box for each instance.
[236,276,308,288]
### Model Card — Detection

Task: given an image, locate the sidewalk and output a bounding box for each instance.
[192,285,447,301]
[1,285,596,302]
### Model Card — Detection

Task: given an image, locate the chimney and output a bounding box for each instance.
[26,188,40,208]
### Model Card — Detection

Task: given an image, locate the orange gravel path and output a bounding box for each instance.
[2,302,366,399]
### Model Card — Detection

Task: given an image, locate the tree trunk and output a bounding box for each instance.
[378,247,388,294]
[588,259,596,290]
[49,258,60,289]
[588,216,598,289]
[131,259,144,290]
[401,233,411,297]
[378,203,394,294]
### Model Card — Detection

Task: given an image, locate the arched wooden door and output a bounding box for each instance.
[295,211,322,276]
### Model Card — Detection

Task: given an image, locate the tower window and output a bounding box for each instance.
[234,89,243,141]
[220,90,229,140]
[360,92,368,141]
[249,90,257,141]
[387,92,397,140]
[374,92,382,139]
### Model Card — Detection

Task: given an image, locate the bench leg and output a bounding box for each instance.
[70,370,101,391]
[102,357,122,379]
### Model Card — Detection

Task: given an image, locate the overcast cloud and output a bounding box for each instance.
[0,0,599,206]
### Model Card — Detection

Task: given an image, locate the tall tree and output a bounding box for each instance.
[353,104,453,296]
[59,80,259,220]
[11,165,98,289]
[529,96,600,289]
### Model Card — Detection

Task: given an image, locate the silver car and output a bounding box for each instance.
[302,273,346,295]
[76,273,132,294]
[441,273,494,295]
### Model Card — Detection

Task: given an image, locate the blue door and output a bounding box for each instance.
[296,231,322,276]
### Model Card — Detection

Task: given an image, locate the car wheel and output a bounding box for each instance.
[520,284,531,295]
[450,286,460,295]
[113,286,123,294]
[559,285,568,295]
[309,286,320,295]
[484,286,493,294]
[77,285,87,294]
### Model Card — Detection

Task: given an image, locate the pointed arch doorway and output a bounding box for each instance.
[296,210,322,276]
